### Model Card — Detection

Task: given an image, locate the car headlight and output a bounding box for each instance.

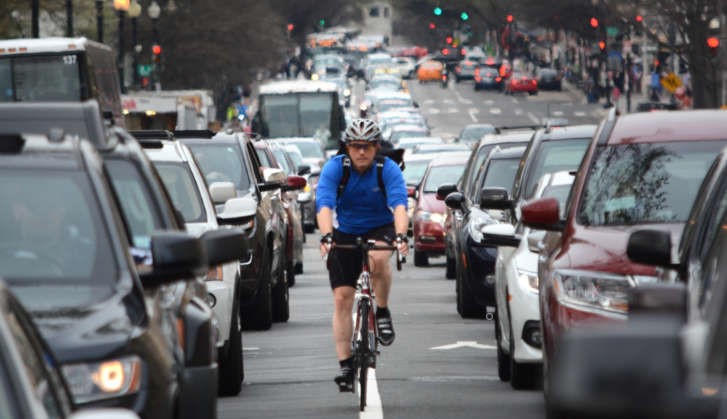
[517,268,538,291]
[343,88,351,97]
[62,356,143,403]
[552,270,658,315]
[415,211,445,226]
[467,212,495,242]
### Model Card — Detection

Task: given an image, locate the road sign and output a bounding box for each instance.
[138,64,152,77]
[606,26,619,37]
[661,72,682,93]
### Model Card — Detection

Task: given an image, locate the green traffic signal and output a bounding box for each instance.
[434,7,442,16]
[460,11,469,21]
[319,19,325,27]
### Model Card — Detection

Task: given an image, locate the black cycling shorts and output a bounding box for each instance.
[327,223,395,290]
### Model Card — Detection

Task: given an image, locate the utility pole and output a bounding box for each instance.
[66,0,74,37]
[31,0,39,38]
[96,0,104,43]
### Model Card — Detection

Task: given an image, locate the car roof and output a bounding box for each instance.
[482,130,535,144]
[538,124,597,141]
[390,124,428,132]
[608,110,727,144]
[428,152,471,166]
[489,145,527,160]
[141,139,190,163]
[258,80,339,95]
[0,132,85,167]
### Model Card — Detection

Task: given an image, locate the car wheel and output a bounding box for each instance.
[414,250,428,267]
[445,256,456,279]
[242,248,273,331]
[304,224,315,234]
[457,264,487,319]
[286,259,296,287]
[508,304,540,389]
[218,301,243,396]
[495,315,511,382]
[272,250,290,322]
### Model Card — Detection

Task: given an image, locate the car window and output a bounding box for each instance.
[154,162,207,223]
[289,141,324,158]
[478,157,521,201]
[522,139,590,199]
[0,169,115,282]
[105,159,162,250]
[187,143,252,192]
[700,205,727,326]
[403,160,432,186]
[256,148,273,167]
[542,183,573,218]
[579,141,726,226]
[424,164,465,193]
[272,149,292,174]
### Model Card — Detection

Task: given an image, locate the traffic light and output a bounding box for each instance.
[590,17,599,28]
[506,14,513,23]
[707,36,720,57]
[319,18,325,27]
[441,47,450,56]
[635,15,643,23]
[433,6,442,16]
[460,12,469,21]
[429,22,436,30]
[287,23,294,32]
[152,44,162,64]
[598,40,606,51]
[445,36,453,45]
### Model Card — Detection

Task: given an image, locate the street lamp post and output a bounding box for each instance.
[148,1,162,91]
[32,0,39,38]
[128,1,142,90]
[95,0,104,42]
[66,0,74,37]
[114,0,130,94]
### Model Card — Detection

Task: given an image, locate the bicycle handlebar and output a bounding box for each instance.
[333,239,405,271]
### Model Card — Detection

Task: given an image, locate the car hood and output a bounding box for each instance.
[562,222,685,276]
[13,285,137,363]
[418,192,445,213]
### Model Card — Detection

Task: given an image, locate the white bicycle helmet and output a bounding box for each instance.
[344,118,381,143]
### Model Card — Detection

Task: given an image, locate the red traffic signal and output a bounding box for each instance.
[635,15,643,23]
[287,23,294,32]
[152,44,162,55]
[708,36,720,56]
[506,14,513,23]
[598,40,606,51]
[441,48,450,55]
[445,36,453,45]
[429,22,436,30]
[590,17,599,28]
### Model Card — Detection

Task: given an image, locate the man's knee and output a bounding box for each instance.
[333,287,354,311]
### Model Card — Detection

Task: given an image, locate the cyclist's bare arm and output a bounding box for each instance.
[393,204,409,256]
[318,206,334,257]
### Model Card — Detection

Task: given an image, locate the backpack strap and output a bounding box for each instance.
[375,155,387,200]
[337,156,352,200]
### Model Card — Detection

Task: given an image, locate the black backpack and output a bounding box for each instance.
[335,140,405,200]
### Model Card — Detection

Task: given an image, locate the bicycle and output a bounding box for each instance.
[333,237,404,411]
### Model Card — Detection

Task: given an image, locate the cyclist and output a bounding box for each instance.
[316,118,409,392]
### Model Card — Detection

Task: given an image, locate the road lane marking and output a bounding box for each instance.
[431,341,497,350]
[551,110,564,116]
[243,347,260,351]
[423,99,435,105]
[574,111,586,117]
[489,108,502,115]
[359,368,383,419]
[426,108,441,114]
[527,112,540,124]
[514,109,523,116]
[468,108,479,122]
[443,99,455,104]
[445,107,459,114]
[483,99,494,105]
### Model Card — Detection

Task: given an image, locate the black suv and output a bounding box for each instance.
[0,132,208,419]
[177,130,290,330]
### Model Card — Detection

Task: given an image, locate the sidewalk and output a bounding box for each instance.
[561,78,610,120]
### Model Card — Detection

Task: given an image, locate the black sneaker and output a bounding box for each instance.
[376,313,395,346]
[334,366,354,392]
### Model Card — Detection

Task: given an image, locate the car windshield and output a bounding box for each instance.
[424,164,465,193]
[403,160,432,185]
[391,130,427,144]
[0,169,115,283]
[522,138,591,199]
[579,141,726,226]
[542,184,573,218]
[0,54,82,102]
[377,99,413,113]
[287,141,324,159]
[272,149,293,174]
[186,143,252,192]
[480,158,520,197]
[154,162,207,223]
[460,126,496,143]
[261,93,335,140]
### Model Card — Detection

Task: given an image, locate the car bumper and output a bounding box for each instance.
[205,280,234,346]
[178,364,217,419]
[414,221,446,255]
[509,277,542,363]
[461,236,497,306]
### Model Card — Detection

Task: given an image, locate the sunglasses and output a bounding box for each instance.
[347,142,375,151]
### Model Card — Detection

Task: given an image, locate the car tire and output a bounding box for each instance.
[272,250,290,322]
[474,84,481,91]
[508,304,540,389]
[495,316,511,382]
[304,224,315,234]
[414,250,428,267]
[218,302,243,397]
[286,259,296,287]
[242,248,273,331]
[445,256,456,279]
[456,266,486,319]
[295,261,303,274]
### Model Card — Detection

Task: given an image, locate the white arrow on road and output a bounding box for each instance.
[468,108,479,122]
[445,107,459,114]
[430,341,497,350]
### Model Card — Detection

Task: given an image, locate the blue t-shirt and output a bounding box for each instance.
[316,154,408,235]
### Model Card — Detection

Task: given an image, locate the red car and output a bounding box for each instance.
[503,72,538,95]
[412,153,470,266]
[520,109,727,411]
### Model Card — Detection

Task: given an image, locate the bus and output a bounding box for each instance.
[252,80,346,151]
[0,37,124,126]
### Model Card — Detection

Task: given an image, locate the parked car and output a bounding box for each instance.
[253,140,308,286]
[178,130,289,330]
[455,123,498,147]
[0,132,209,419]
[491,171,575,389]
[443,146,526,318]
[0,279,141,419]
[282,144,318,233]
[394,56,416,79]
[388,124,430,145]
[518,109,727,414]
[536,68,562,91]
[411,143,471,155]
[412,153,470,266]
[503,72,538,95]
[454,59,478,82]
[473,67,504,91]
[135,131,250,397]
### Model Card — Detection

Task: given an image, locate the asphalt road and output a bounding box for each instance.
[218,74,607,419]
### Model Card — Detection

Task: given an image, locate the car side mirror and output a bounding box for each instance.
[436,183,458,201]
[444,191,467,211]
[140,232,206,287]
[284,175,307,192]
[407,186,416,198]
[521,197,564,231]
[217,196,257,224]
[297,164,312,176]
[202,228,248,266]
[263,167,286,183]
[209,181,236,205]
[481,223,520,247]
[479,187,513,210]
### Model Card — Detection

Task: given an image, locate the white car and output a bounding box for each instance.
[143,137,248,395]
[489,170,575,389]
[394,56,416,79]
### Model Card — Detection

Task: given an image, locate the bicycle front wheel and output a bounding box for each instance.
[358,301,369,411]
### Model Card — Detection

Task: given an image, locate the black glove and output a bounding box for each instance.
[320,233,333,245]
